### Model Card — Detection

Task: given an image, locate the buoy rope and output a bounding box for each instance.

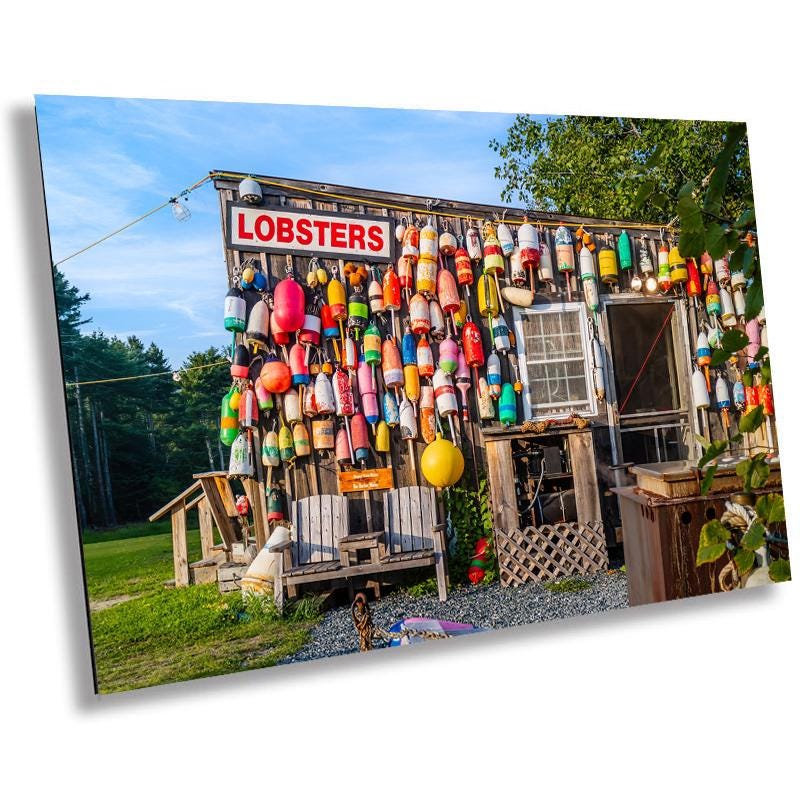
[64,359,228,388]
[51,174,213,268]
[211,172,675,233]
[350,593,451,652]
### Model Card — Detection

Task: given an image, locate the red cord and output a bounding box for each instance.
[618,305,675,416]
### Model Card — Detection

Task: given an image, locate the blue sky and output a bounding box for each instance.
[37,96,530,367]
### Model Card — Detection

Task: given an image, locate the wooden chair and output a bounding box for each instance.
[272,494,349,612]
[379,486,448,601]
[338,487,449,601]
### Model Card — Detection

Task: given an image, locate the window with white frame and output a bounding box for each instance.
[513,303,596,420]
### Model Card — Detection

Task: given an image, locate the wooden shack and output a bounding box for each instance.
[201,171,777,595]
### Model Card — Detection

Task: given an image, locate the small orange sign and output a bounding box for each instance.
[337,467,394,494]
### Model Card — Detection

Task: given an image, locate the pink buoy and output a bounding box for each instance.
[438,336,458,375]
[335,426,351,466]
[272,276,306,333]
[289,343,310,387]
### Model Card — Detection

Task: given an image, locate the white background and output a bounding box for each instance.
[1,2,798,797]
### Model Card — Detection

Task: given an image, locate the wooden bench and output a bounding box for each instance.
[149,479,210,588]
[151,471,267,588]
[272,488,449,611]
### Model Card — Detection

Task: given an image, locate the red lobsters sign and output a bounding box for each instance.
[226,202,394,262]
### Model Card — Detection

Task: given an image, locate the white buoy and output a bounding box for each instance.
[433,368,459,441]
[720,286,737,328]
[497,221,515,256]
[579,247,596,280]
[733,288,746,319]
[592,338,605,400]
[692,368,710,409]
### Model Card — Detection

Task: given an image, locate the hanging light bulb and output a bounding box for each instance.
[170,196,191,222]
[644,275,658,293]
[630,273,643,292]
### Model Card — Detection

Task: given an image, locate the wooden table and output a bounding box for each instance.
[337,530,386,599]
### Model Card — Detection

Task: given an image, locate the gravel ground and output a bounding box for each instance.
[279,570,628,664]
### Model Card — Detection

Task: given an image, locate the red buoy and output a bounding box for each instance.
[462,321,485,368]
[231,344,250,379]
[270,310,290,347]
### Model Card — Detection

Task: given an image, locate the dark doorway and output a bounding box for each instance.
[607,302,679,416]
[607,301,689,464]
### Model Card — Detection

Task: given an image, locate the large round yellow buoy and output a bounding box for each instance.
[420,433,464,488]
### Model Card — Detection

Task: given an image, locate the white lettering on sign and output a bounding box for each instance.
[227,203,393,262]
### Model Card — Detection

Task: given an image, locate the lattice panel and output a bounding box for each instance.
[496,522,608,588]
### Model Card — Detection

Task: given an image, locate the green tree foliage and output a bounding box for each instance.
[53,267,90,375]
[56,266,230,528]
[635,123,763,322]
[167,348,231,482]
[490,116,752,222]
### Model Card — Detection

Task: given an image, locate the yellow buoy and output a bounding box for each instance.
[598,244,619,285]
[420,433,465,488]
[453,299,468,327]
[668,245,688,284]
[375,420,391,452]
[403,364,420,404]
[477,273,499,317]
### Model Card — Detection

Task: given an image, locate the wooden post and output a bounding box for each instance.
[568,430,602,524]
[195,474,238,553]
[171,503,190,587]
[242,477,268,551]
[198,496,215,560]
[485,438,519,534]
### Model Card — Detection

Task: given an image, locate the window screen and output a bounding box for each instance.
[517,307,594,419]
[606,302,680,416]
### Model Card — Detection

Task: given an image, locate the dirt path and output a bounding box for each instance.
[90,594,138,612]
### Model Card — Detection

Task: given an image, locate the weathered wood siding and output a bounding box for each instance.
[213,173,688,533]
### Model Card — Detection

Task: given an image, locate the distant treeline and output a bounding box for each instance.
[55,267,229,529]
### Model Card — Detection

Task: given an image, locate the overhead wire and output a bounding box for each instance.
[65,359,228,388]
[51,174,213,268]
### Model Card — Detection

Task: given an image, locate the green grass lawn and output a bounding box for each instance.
[82,522,320,694]
[83,525,203,601]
